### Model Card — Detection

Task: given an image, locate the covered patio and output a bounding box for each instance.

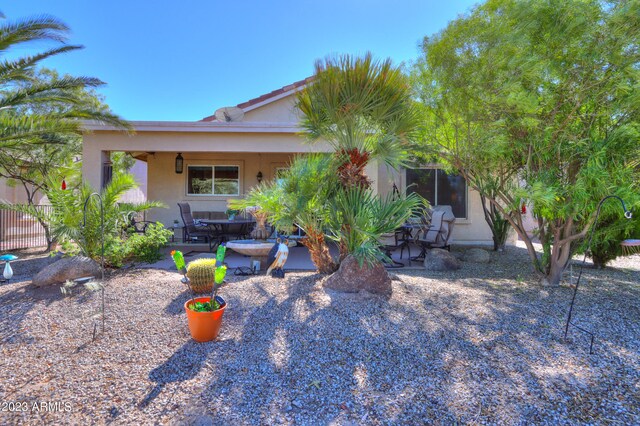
[148,241,425,272]
[81,120,346,226]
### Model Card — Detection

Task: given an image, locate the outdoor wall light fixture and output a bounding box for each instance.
[175,153,184,174]
[563,195,635,354]
[256,171,263,183]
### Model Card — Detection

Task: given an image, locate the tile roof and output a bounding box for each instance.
[201,76,313,122]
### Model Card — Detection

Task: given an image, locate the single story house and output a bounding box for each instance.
[82,78,500,245]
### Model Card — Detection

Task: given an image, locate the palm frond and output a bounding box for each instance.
[0,75,104,108]
[0,45,80,84]
[0,15,69,52]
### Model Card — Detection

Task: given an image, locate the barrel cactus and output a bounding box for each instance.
[186,258,217,294]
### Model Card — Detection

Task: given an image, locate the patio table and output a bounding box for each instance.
[200,218,255,242]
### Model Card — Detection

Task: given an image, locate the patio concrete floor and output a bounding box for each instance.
[146,243,425,272]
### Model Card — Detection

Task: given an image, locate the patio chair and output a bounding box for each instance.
[126,212,154,235]
[177,202,218,250]
[379,229,410,268]
[411,209,456,260]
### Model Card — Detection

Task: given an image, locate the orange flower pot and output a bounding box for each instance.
[184,296,226,342]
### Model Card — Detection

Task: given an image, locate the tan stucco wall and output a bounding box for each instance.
[82,131,330,191]
[81,89,502,245]
[146,151,298,225]
[0,178,47,205]
[242,96,302,122]
[377,164,500,245]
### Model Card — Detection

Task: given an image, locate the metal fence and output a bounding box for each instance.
[0,205,53,251]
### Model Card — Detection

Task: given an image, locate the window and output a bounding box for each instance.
[406,168,467,218]
[187,165,239,195]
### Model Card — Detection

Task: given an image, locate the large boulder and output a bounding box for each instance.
[32,256,101,287]
[463,248,491,263]
[323,255,392,296]
[424,248,461,271]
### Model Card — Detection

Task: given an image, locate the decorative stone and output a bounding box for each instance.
[463,248,491,263]
[423,248,461,271]
[32,256,101,287]
[323,255,392,296]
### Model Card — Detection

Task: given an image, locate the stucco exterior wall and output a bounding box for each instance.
[81,87,504,246]
[0,178,47,205]
[377,164,499,245]
[82,130,330,191]
[146,151,297,225]
[242,96,302,122]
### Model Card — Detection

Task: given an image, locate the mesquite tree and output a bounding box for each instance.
[414,0,639,285]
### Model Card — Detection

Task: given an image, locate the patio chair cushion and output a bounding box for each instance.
[378,232,397,246]
[422,210,445,244]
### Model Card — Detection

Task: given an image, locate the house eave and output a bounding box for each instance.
[82,120,301,133]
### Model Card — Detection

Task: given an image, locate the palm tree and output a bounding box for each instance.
[231,154,341,274]
[47,173,164,263]
[0,11,129,149]
[296,53,419,189]
[297,54,423,267]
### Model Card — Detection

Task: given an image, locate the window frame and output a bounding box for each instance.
[186,164,241,196]
[404,166,469,220]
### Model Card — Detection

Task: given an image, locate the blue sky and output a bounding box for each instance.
[7,1,477,121]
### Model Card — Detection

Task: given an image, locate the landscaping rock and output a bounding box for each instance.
[464,248,491,263]
[323,255,392,296]
[32,256,101,287]
[423,248,461,271]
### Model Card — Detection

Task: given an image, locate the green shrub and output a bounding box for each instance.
[46,173,165,267]
[124,223,173,264]
[576,209,640,268]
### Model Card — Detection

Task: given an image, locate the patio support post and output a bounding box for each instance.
[365,160,379,195]
[82,148,110,190]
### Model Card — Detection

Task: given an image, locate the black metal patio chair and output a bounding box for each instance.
[177,202,218,250]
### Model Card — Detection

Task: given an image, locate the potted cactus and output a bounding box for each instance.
[172,245,229,342]
[185,258,217,294]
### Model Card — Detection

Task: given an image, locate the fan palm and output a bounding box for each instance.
[297,53,419,188]
[230,154,340,274]
[327,186,423,267]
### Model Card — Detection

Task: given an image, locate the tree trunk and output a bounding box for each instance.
[484,196,542,272]
[546,259,566,286]
[301,231,337,274]
[545,226,574,286]
[43,223,56,252]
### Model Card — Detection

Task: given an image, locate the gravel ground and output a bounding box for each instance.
[0,246,639,425]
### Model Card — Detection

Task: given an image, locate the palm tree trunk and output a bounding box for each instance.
[301,231,337,274]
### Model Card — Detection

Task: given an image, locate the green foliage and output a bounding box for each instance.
[231,154,338,236]
[124,223,173,264]
[576,203,640,268]
[187,300,220,312]
[0,15,130,150]
[327,186,424,266]
[0,11,130,250]
[297,53,419,174]
[111,152,136,175]
[45,173,165,266]
[414,0,640,284]
[237,55,424,271]
[237,154,424,268]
